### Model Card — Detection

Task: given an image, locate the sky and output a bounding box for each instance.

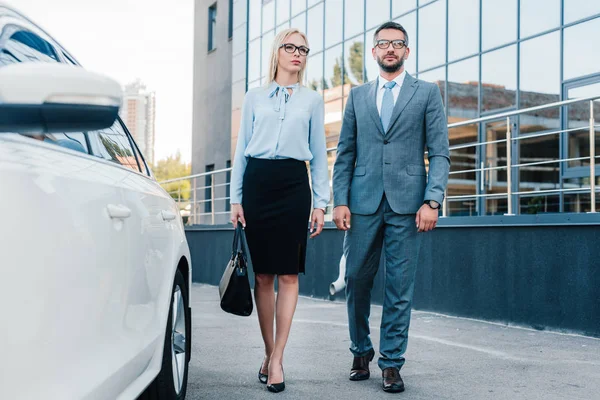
[13,0,195,163]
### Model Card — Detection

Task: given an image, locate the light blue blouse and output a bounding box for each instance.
[230,81,330,209]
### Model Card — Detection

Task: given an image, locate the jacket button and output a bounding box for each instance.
[383,140,389,144]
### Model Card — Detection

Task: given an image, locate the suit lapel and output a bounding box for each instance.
[387,73,418,133]
[365,80,384,136]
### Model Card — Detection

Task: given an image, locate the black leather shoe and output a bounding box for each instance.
[258,358,268,384]
[382,367,405,393]
[267,365,285,393]
[349,348,375,381]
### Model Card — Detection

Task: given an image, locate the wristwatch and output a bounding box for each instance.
[424,200,440,210]
[315,207,327,213]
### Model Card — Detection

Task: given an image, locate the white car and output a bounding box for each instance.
[0,4,192,400]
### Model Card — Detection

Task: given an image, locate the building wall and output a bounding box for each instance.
[228,0,600,218]
[120,80,156,165]
[185,219,600,338]
[192,0,234,224]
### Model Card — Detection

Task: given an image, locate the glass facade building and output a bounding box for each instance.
[228,0,600,218]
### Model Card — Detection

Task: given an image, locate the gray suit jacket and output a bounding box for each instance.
[332,73,450,215]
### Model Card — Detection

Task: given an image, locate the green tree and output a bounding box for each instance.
[331,57,348,88]
[153,151,192,201]
[348,42,364,84]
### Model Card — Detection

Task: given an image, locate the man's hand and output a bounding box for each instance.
[333,206,351,231]
[309,209,325,238]
[415,204,438,232]
[230,204,246,227]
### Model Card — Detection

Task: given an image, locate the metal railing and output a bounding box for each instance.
[161,95,599,225]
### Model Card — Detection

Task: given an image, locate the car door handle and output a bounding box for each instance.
[161,210,177,221]
[107,204,131,219]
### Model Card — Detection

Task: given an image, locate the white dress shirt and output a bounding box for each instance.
[376,70,407,115]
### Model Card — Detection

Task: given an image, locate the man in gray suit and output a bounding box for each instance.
[332,21,450,393]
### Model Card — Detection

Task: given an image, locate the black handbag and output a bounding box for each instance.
[218,222,253,316]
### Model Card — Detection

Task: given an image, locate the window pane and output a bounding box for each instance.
[277,21,290,31]
[248,39,261,82]
[448,0,479,61]
[365,28,378,84]
[564,0,600,24]
[418,66,445,107]
[563,178,600,213]
[483,119,509,215]
[448,56,478,122]
[520,32,560,108]
[234,0,248,29]
[519,194,560,214]
[345,0,365,39]
[232,24,247,55]
[325,0,343,47]
[232,52,246,82]
[344,36,364,86]
[277,0,290,25]
[566,84,600,168]
[481,45,516,113]
[482,0,517,50]
[447,123,478,216]
[392,0,416,17]
[520,0,560,38]
[307,2,324,53]
[90,121,140,172]
[292,0,307,16]
[564,18,600,81]
[249,0,262,39]
[366,0,390,30]
[324,44,344,92]
[263,0,275,32]
[518,136,560,215]
[291,11,306,32]
[43,133,88,154]
[261,30,275,82]
[306,52,324,93]
[393,12,416,74]
[418,0,446,71]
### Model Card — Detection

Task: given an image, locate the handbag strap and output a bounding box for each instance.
[231,221,248,255]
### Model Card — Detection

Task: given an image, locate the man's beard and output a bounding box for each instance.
[377,54,404,73]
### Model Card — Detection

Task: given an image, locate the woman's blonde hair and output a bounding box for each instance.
[266,28,309,85]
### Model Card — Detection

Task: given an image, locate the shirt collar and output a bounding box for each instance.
[378,70,407,90]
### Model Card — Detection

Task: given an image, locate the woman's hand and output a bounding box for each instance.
[230,204,246,227]
[310,208,325,238]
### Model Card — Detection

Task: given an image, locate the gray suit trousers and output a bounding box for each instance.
[344,194,420,371]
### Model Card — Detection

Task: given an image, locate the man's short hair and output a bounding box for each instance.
[373,21,409,46]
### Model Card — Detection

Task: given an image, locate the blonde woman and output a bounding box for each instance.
[230,28,329,393]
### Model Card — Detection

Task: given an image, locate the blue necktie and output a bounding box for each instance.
[380,81,397,132]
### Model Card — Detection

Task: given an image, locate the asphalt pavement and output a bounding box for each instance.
[186,283,600,400]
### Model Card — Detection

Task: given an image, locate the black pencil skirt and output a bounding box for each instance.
[242,157,311,275]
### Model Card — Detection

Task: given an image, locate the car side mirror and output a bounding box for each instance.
[0,63,122,133]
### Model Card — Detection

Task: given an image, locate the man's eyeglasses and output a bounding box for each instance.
[280,43,310,56]
[375,39,407,50]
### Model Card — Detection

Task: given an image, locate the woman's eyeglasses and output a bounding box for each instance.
[375,39,407,50]
[280,43,310,56]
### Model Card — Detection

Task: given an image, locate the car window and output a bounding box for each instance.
[88,120,142,173]
[0,27,59,66]
[19,132,89,154]
[127,132,150,176]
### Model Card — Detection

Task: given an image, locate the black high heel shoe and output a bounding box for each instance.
[258,358,268,384]
[266,365,285,393]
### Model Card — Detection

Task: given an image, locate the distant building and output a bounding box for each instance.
[120,79,156,165]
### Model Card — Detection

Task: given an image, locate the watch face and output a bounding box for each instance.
[428,200,440,209]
